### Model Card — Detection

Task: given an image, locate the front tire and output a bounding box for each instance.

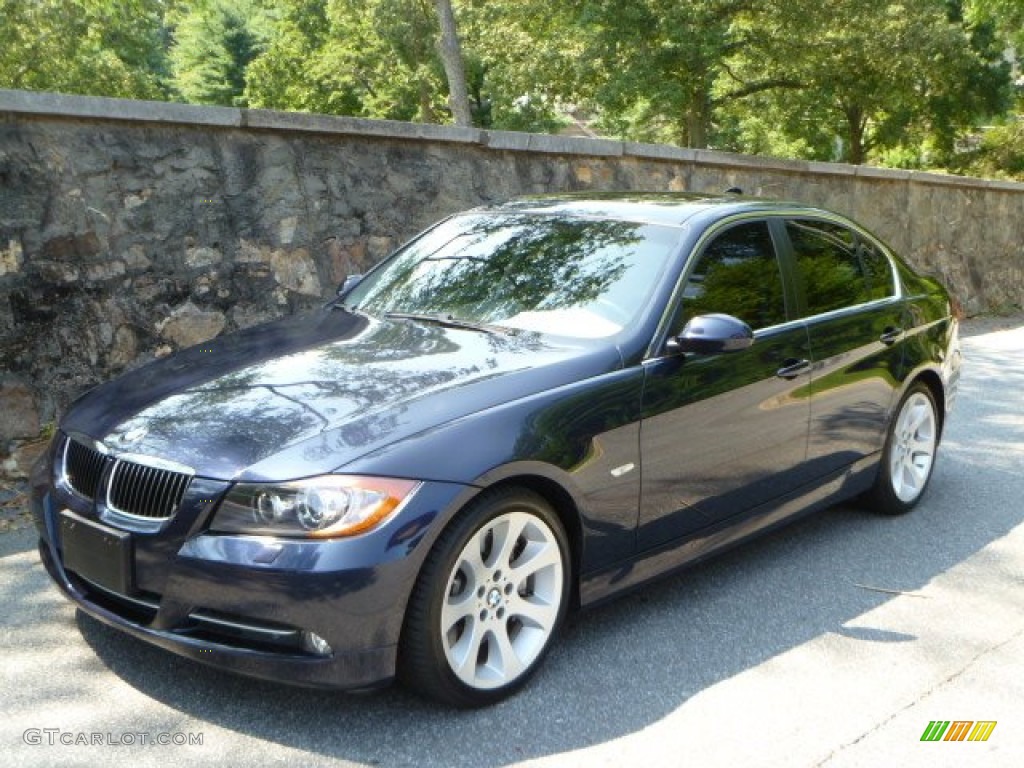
[868,383,940,515]
[399,488,570,707]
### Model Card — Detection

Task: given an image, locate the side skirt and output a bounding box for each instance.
[578,455,879,608]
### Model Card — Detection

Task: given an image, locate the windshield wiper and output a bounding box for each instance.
[383,311,508,335]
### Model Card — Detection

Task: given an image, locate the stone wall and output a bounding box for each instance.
[2,88,1023,463]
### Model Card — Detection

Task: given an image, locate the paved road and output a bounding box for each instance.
[2,318,1022,768]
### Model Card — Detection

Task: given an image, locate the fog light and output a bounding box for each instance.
[301,630,333,657]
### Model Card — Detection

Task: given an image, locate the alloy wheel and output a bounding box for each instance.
[889,391,938,504]
[440,510,564,690]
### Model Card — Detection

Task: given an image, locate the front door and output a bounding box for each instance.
[638,220,812,550]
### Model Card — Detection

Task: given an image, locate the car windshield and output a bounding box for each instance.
[343,213,683,339]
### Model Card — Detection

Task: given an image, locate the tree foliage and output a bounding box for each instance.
[569,0,792,148]
[967,0,1024,49]
[0,0,169,99]
[1,0,1021,174]
[722,0,1011,164]
[244,0,450,121]
[168,0,273,107]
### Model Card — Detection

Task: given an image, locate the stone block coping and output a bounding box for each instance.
[3,88,1023,193]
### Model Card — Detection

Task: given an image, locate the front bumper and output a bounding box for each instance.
[38,538,396,689]
[31,450,471,690]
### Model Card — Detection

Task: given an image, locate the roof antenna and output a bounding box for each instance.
[725,187,743,195]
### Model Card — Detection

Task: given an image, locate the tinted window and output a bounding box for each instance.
[788,219,894,316]
[345,213,682,338]
[857,239,896,302]
[679,221,787,330]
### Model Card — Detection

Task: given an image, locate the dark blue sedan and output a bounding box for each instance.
[30,193,960,706]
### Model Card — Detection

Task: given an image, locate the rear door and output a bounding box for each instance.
[781,218,906,475]
[638,219,812,549]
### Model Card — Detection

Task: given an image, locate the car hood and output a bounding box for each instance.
[62,308,622,481]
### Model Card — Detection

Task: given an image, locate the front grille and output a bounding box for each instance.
[61,435,193,522]
[64,439,108,500]
[107,460,192,519]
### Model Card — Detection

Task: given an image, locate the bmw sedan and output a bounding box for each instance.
[30,193,960,706]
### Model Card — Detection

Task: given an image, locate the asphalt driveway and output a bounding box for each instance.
[2,316,1022,768]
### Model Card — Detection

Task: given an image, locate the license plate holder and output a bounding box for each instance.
[60,510,134,595]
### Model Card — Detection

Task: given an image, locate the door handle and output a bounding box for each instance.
[776,358,811,380]
[879,326,904,345]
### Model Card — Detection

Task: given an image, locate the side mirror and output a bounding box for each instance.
[670,313,754,355]
[337,274,363,297]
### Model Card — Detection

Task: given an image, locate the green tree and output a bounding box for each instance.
[245,0,448,122]
[245,0,571,129]
[241,0,357,115]
[552,0,807,148]
[0,0,169,99]
[370,0,449,121]
[719,0,1010,164]
[1,0,1017,176]
[434,0,473,125]
[967,0,1024,49]
[481,0,1009,163]
[168,0,273,107]
[457,0,579,131]
[954,120,1024,179]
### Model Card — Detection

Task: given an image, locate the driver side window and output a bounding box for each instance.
[676,221,787,333]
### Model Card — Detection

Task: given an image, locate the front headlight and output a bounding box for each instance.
[211,475,421,538]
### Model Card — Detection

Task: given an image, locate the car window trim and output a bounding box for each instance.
[775,213,905,321]
[644,212,798,361]
[796,294,905,326]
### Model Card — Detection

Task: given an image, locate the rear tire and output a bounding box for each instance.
[398,487,569,707]
[867,383,939,515]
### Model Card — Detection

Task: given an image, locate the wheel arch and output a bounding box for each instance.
[396,469,585,704]
[905,368,946,441]
[415,463,588,613]
[476,474,585,610]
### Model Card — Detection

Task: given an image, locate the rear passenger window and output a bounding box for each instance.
[857,239,896,302]
[787,220,894,316]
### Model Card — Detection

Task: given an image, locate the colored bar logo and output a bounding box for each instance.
[920,721,997,742]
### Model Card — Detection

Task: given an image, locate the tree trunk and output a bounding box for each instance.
[686,109,709,149]
[844,104,867,165]
[434,0,473,126]
[684,95,711,149]
[418,75,437,124]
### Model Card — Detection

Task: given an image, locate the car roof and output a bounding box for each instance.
[478,192,822,228]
